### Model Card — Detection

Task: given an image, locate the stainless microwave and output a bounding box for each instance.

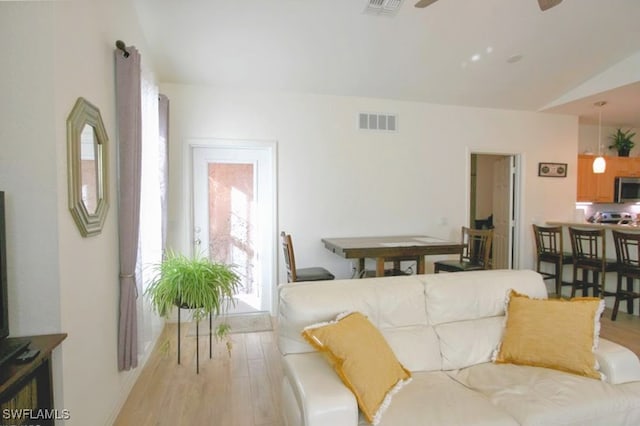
[615,177,640,203]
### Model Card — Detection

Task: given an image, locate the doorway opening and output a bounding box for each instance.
[191,141,277,314]
[470,153,521,269]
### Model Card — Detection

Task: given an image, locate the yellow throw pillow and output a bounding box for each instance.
[493,290,605,379]
[302,312,411,425]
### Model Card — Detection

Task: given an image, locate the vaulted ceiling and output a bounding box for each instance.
[133,0,640,126]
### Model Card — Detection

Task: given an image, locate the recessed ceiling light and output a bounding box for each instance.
[507,54,523,64]
[471,54,481,62]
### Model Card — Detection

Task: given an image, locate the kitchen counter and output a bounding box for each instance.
[546,221,640,231]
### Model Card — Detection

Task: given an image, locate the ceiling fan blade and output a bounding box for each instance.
[538,0,563,11]
[415,0,439,8]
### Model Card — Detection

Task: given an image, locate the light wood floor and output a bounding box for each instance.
[114,323,283,426]
[115,309,640,426]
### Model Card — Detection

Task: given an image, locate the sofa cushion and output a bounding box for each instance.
[302,311,412,425]
[278,275,442,371]
[435,316,504,370]
[422,269,548,325]
[449,362,640,426]
[493,290,605,379]
[380,326,442,372]
[362,371,518,426]
[421,270,548,371]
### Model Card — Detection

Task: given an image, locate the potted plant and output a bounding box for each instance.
[608,128,636,157]
[145,249,241,339]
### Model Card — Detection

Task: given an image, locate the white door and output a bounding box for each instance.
[492,156,514,269]
[192,143,276,313]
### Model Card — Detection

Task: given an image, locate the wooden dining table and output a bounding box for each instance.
[321,235,464,277]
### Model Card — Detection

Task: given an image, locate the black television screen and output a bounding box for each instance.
[0,191,8,339]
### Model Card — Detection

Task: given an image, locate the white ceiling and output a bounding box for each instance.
[133,0,640,126]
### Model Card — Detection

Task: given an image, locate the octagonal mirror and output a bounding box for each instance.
[67,97,109,237]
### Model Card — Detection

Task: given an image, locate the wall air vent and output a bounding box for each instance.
[364,0,404,16]
[358,112,398,132]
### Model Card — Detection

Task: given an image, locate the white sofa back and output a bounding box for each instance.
[278,269,548,372]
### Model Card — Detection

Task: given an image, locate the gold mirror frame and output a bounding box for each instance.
[67,97,109,237]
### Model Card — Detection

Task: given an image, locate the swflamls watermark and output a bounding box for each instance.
[2,408,71,423]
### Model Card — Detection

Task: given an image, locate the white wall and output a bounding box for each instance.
[161,85,579,300]
[1,1,159,424]
[579,123,639,156]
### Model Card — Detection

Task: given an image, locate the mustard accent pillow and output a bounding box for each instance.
[302,312,411,425]
[493,290,605,379]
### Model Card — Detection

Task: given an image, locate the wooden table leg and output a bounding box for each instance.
[376,258,385,277]
[358,258,365,278]
[417,257,425,274]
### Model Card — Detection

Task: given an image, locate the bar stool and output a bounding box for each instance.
[532,224,573,297]
[568,227,617,298]
[611,230,640,321]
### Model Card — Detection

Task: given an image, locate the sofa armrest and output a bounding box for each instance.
[596,338,640,384]
[282,352,358,426]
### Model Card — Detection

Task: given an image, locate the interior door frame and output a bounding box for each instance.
[187,138,278,314]
[468,150,522,269]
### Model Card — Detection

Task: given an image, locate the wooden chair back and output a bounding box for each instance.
[460,226,493,269]
[533,224,564,258]
[280,231,297,282]
[532,224,571,296]
[612,230,640,271]
[569,227,606,267]
[610,230,640,320]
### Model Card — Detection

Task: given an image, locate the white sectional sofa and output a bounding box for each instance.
[277,269,640,426]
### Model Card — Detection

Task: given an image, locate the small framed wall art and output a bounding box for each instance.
[538,162,567,178]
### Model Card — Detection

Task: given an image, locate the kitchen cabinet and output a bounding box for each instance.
[577,155,614,202]
[577,155,640,202]
[609,156,640,177]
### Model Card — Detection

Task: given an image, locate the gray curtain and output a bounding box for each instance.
[115,45,142,371]
[158,94,170,254]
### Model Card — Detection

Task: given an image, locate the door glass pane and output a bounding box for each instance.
[207,163,256,298]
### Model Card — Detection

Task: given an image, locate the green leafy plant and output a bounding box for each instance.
[608,128,636,156]
[144,250,241,337]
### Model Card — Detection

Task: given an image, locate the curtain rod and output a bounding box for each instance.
[115,40,130,58]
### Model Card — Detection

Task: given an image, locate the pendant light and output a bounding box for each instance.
[592,101,607,174]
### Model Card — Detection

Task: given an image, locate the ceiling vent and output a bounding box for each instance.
[359,112,398,132]
[364,0,404,16]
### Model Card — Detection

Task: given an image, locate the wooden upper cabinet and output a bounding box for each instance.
[597,161,616,202]
[577,155,598,202]
[577,155,640,202]
[610,156,640,177]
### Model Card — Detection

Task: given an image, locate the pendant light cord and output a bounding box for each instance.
[595,100,606,154]
[598,107,602,155]
[592,101,607,174]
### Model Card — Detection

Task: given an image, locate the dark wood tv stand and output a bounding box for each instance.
[0,334,66,426]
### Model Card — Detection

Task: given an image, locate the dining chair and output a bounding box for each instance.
[610,230,640,321]
[280,232,335,282]
[434,227,493,273]
[568,227,617,298]
[532,224,573,297]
